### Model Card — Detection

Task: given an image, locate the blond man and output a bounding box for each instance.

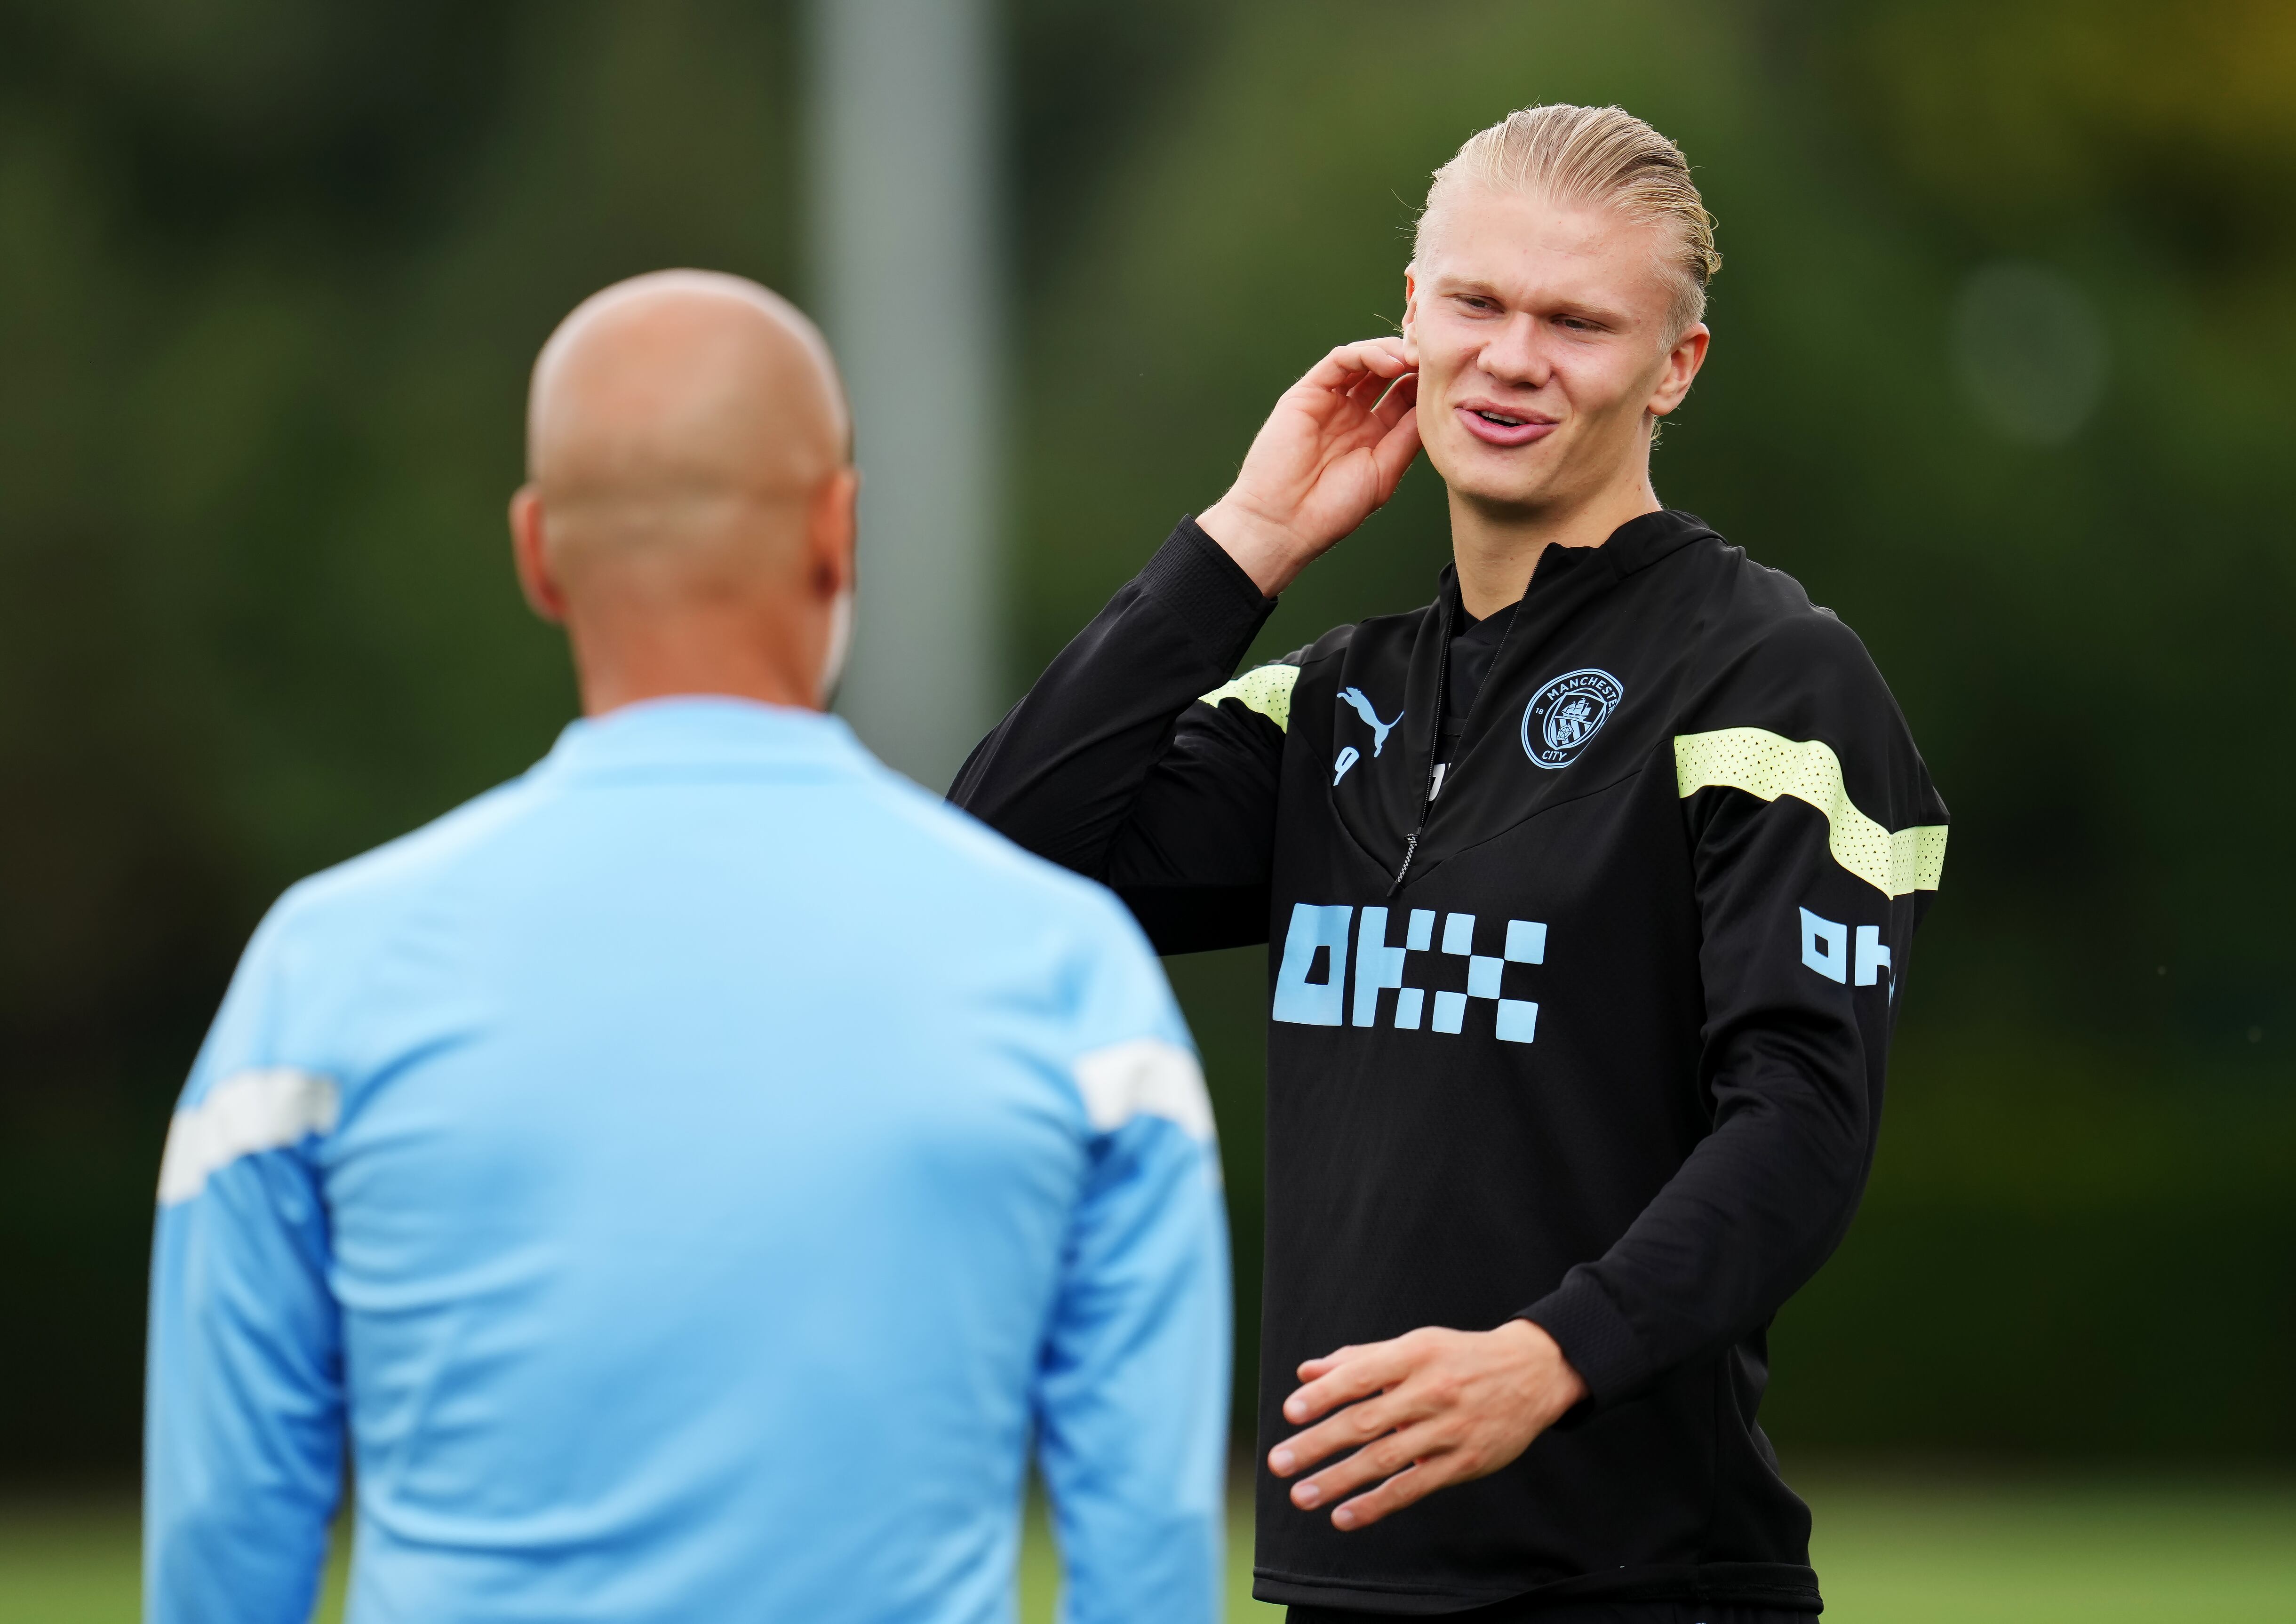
[956,106,1948,1620]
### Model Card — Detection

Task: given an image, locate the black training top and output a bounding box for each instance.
[1438,598,1515,784]
[951,511,1949,1614]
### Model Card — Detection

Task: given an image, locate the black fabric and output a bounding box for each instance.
[952,514,1279,953]
[950,509,1947,1615]
[1441,598,1518,754]
[1289,1602,1815,1623]
[1138,508,1275,634]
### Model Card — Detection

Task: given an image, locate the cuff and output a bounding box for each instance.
[1135,515,1277,670]
[1518,1270,1648,1409]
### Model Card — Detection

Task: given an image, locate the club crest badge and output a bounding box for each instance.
[1521,668,1623,769]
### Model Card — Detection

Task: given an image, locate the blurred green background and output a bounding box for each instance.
[3,0,2294,1605]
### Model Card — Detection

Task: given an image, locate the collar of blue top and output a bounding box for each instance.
[539,695,871,778]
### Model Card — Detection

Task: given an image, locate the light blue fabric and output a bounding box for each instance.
[145,698,1229,1624]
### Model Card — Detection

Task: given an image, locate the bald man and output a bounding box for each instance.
[144,272,1230,1624]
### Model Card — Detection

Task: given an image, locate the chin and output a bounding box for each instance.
[1429,443,1557,513]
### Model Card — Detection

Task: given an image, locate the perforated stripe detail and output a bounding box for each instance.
[1675,727,1947,898]
[1198,663,1298,731]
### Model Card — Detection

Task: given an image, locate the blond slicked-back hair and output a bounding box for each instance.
[1415,104,1721,333]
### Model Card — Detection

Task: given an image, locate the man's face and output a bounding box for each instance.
[1404,188,1706,517]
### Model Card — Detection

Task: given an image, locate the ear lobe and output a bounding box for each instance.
[1649,324,1711,417]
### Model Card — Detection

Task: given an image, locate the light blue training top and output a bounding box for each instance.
[144,698,1229,1624]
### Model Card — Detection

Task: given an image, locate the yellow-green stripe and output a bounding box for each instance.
[1199,663,1298,731]
[1675,726,1946,897]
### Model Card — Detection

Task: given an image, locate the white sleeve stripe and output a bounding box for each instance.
[1071,1038,1215,1143]
[157,1067,341,1206]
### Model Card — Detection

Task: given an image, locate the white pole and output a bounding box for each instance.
[804,0,1004,791]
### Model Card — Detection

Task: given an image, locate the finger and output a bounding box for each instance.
[1300,338,1413,392]
[1347,342,1411,388]
[1288,1425,1428,1512]
[1295,1344,1362,1382]
[1368,406,1422,499]
[1315,377,1416,465]
[1266,1414,1362,1481]
[1328,364,1404,427]
[1352,334,1413,367]
[1340,366,1389,407]
[1371,370,1418,429]
[1330,1457,1456,1531]
[1330,337,1413,375]
[1283,1344,1411,1425]
[1343,342,1413,394]
[1268,1387,1421,1479]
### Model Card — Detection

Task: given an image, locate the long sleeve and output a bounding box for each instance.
[145,903,345,1624]
[1036,905,1232,1624]
[951,517,1289,952]
[1522,612,1948,1404]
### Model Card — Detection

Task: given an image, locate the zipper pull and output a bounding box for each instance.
[1388,829,1421,896]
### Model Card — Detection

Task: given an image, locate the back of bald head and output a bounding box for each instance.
[526,271,850,593]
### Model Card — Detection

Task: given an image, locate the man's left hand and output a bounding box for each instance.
[1268,1319,1587,1530]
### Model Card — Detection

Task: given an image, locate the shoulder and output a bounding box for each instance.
[1193,588,1441,745]
[1682,544,1893,709]
[255,772,550,963]
[874,763,1155,946]
[1198,598,1430,700]
[1193,615,1375,735]
[1672,544,1945,824]
[175,770,558,1109]
[891,773,1188,1060]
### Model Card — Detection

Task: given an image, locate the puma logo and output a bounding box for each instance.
[1339,687,1402,756]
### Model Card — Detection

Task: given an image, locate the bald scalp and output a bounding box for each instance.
[526,271,849,590]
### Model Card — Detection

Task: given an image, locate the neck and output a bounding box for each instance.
[1447,455,1662,619]
[565,597,824,717]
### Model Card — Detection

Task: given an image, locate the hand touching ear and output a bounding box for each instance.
[1196,338,1420,596]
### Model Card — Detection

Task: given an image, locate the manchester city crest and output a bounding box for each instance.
[1521,668,1624,769]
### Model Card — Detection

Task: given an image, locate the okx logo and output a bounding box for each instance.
[1272,902,1545,1043]
[1799,907,1892,995]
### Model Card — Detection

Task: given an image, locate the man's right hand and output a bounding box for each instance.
[1197,338,1421,597]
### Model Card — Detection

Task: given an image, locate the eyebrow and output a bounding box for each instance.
[1431,276,1633,328]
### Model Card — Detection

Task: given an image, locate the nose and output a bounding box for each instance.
[1476,313,1550,391]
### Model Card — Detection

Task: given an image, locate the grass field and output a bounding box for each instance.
[9,1472,2293,1621]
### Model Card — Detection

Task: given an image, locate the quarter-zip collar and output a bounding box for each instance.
[1352,510,1720,889]
[1439,508,1717,747]
[1435,506,1720,624]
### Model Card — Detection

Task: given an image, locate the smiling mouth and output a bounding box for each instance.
[1457,404,1557,446]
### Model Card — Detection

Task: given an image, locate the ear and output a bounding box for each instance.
[806,466,861,600]
[1647,322,1711,420]
[1401,268,1422,365]
[508,486,568,623]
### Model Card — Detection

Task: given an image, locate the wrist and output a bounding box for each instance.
[1499,1317,1588,1414]
[1196,496,1312,597]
